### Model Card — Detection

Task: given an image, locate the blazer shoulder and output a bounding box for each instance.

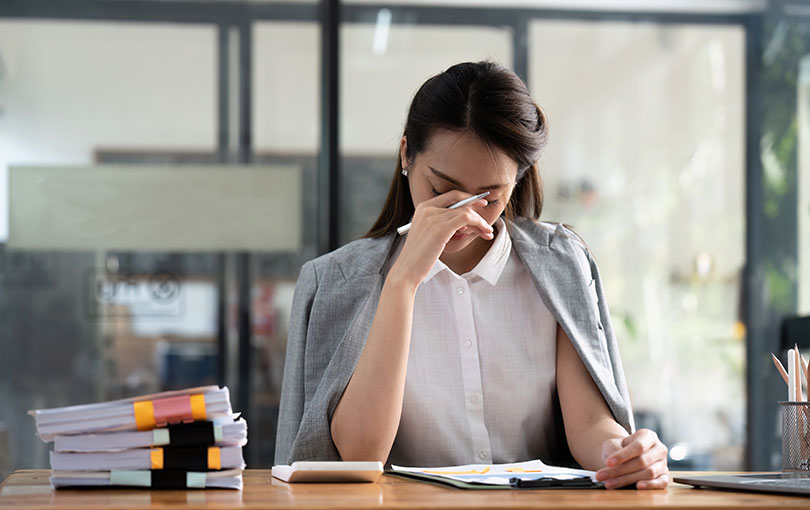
[512,218,589,254]
[551,223,590,254]
[511,218,594,282]
[308,235,395,280]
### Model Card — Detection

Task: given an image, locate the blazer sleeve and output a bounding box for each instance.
[566,228,635,434]
[274,260,318,465]
[588,247,635,433]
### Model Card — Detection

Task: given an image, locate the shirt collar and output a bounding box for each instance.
[423,217,511,286]
[469,217,511,285]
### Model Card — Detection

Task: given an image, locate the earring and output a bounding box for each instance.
[401,166,409,177]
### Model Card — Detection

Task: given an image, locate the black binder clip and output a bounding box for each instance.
[509,476,603,489]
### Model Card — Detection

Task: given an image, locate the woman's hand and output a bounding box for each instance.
[595,429,670,489]
[388,190,493,288]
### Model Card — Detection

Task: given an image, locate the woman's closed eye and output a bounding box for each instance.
[429,185,499,206]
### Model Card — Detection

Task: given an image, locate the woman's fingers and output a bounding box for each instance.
[444,207,493,238]
[636,473,670,490]
[602,459,668,489]
[606,429,659,467]
[413,190,491,239]
[596,429,670,490]
[596,442,667,481]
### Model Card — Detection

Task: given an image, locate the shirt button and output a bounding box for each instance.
[470,396,478,405]
[457,286,464,295]
[464,340,472,348]
[479,451,488,460]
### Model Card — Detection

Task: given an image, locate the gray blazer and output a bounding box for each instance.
[274,217,635,465]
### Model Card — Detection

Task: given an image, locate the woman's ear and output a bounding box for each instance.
[399,136,409,170]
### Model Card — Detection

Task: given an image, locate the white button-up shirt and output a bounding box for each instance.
[388,218,558,466]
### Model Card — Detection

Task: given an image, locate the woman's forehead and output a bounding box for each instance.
[422,130,518,184]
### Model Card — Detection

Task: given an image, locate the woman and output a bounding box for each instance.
[276,61,669,489]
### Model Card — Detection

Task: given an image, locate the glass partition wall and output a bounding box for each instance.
[0,19,224,472]
[0,10,320,473]
[529,20,746,469]
[1,1,807,477]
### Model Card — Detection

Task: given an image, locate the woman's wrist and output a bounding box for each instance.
[384,267,420,296]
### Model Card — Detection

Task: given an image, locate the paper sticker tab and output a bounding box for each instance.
[186,472,206,489]
[153,395,193,427]
[152,428,171,446]
[150,448,164,470]
[190,394,207,421]
[134,401,156,431]
[208,447,221,470]
[110,470,151,487]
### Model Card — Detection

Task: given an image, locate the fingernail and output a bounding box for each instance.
[607,458,617,467]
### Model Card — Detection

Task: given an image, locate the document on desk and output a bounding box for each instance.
[390,459,603,490]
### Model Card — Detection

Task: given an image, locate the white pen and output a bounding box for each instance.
[397,192,491,236]
[788,349,796,401]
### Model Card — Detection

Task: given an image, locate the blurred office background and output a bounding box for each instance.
[0,0,808,477]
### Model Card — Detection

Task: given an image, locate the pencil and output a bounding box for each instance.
[772,353,789,385]
[798,347,810,461]
[796,344,804,401]
[804,354,810,402]
[793,349,804,402]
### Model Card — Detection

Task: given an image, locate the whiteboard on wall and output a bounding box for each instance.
[8,165,301,252]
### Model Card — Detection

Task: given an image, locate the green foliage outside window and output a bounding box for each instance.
[760,16,810,313]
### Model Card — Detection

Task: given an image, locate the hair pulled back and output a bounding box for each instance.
[365,61,548,238]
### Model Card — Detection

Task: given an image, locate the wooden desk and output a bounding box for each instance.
[1,470,808,510]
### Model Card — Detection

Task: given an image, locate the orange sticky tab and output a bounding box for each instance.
[207,447,221,470]
[150,448,164,469]
[133,401,155,431]
[190,394,207,421]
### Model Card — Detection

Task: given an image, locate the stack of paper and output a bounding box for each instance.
[390,459,602,489]
[29,386,247,489]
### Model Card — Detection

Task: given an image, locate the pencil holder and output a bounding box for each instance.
[781,402,810,471]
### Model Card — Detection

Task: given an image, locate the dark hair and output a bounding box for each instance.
[365,61,548,238]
